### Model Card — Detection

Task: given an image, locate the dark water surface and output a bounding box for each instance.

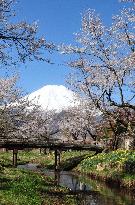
[18,164,135,205]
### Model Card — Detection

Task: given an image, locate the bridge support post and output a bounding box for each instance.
[13,149,18,167]
[55,149,60,171]
[54,171,60,185]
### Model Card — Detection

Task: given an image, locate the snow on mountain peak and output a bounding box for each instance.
[27,85,79,112]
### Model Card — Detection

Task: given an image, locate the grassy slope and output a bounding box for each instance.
[0,150,90,205]
[1,149,135,205]
[75,149,135,190]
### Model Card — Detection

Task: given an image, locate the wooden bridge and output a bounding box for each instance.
[0,140,104,170]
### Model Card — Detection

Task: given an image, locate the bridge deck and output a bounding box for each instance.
[0,141,104,169]
[0,141,103,152]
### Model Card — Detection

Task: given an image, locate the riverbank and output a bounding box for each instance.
[75,149,135,191]
[0,150,90,205]
[0,166,78,205]
[1,149,135,205]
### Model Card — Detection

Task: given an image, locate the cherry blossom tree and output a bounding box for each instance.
[59,102,102,144]
[0,0,55,68]
[0,0,61,152]
[0,1,56,146]
[59,1,135,149]
[0,76,55,145]
[101,108,135,149]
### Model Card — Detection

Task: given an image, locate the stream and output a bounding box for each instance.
[18,163,135,205]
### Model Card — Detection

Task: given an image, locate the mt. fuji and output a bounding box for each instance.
[27,85,79,112]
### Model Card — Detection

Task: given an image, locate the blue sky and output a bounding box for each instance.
[13,0,124,94]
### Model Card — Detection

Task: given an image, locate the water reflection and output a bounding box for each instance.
[18,164,135,205]
[45,170,135,205]
[47,170,91,191]
[18,163,39,170]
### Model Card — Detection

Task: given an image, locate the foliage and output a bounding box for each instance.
[0,76,57,145]
[75,149,135,190]
[0,150,91,205]
[0,167,77,205]
[0,149,91,167]
[0,168,42,205]
[0,0,54,68]
[59,102,101,143]
[59,0,135,149]
[0,1,57,146]
[1,149,135,205]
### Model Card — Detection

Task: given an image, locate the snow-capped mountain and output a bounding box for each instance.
[27,85,79,112]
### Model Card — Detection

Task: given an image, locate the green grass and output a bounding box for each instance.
[1,149,135,204]
[75,149,135,190]
[0,149,91,205]
[0,168,43,205]
[0,149,91,167]
[0,166,78,205]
